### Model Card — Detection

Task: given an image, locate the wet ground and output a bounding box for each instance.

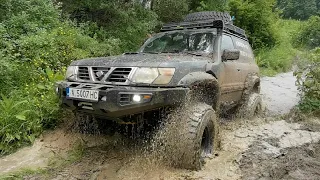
[1,72,320,180]
[260,72,300,115]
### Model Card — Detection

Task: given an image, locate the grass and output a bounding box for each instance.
[0,169,47,180]
[256,19,304,76]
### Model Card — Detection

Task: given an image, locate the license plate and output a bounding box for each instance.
[66,88,99,101]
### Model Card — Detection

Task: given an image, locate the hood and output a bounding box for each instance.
[71,53,214,86]
[70,53,210,68]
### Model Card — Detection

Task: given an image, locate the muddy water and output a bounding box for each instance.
[1,72,318,180]
[260,72,299,115]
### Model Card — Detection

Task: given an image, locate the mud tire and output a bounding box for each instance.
[183,103,220,170]
[184,11,232,24]
[162,103,220,170]
[237,93,262,119]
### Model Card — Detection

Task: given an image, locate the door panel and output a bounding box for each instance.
[219,35,244,103]
[232,37,259,85]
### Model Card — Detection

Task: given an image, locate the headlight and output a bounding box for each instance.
[131,68,175,85]
[65,66,78,81]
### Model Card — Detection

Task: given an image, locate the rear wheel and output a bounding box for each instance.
[237,93,262,119]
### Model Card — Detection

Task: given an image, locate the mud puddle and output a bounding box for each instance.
[2,72,319,180]
[260,72,299,115]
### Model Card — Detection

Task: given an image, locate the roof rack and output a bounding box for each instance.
[161,20,247,40]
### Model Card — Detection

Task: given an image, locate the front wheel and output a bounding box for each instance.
[160,103,221,170]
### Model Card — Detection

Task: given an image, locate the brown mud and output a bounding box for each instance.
[1,72,320,180]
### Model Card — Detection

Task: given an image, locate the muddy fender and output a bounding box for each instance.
[178,72,217,87]
[244,73,260,93]
[178,72,220,111]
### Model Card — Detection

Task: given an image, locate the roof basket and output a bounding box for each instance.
[161,20,247,40]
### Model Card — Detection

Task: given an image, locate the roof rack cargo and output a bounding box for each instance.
[161,20,247,40]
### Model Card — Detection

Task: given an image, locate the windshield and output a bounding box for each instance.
[141,31,215,54]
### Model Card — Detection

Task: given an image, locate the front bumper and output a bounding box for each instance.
[56,81,189,118]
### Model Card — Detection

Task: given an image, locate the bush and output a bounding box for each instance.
[295,48,320,114]
[59,0,158,52]
[189,0,228,12]
[256,19,302,75]
[0,95,41,155]
[0,68,64,155]
[0,0,60,39]
[294,16,320,49]
[228,0,279,50]
[152,0,189,22]
[0,0,123,154]
[277,0,318,20]
[17,24,121,70]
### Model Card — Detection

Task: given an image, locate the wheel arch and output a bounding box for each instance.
[250,75,261,93]
[178,72,221,111]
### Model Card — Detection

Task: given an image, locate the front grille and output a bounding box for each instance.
[119,94,131,105]
[92,67,110,81]
[78,67,90,80]
[108,68,132,83]
[76,66,133,84]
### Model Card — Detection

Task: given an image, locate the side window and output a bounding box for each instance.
[221,35,234,51]
[233,37,255,62]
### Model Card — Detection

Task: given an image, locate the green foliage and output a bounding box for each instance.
[0,0,60,38]
[0,95,40,155]
[257,46,296,76]
[229,0,279,50]
[257,19,302,75]
[0,67,65,155]
[294,16,320,49]
[277,0,319,20]
[59,0,158,51]
[0,0,123,154]
[17,24,121,69]
[295,48,320,114]
[189,0,228,11]
[152,0,189,22]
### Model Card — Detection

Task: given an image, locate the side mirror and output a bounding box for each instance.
[222,49,240,61]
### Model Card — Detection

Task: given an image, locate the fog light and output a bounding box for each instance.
[132,95,142,102]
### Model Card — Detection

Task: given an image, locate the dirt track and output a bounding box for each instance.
[1,72,320,180]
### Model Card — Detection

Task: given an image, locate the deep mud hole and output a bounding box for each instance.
[1,72,320,180]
